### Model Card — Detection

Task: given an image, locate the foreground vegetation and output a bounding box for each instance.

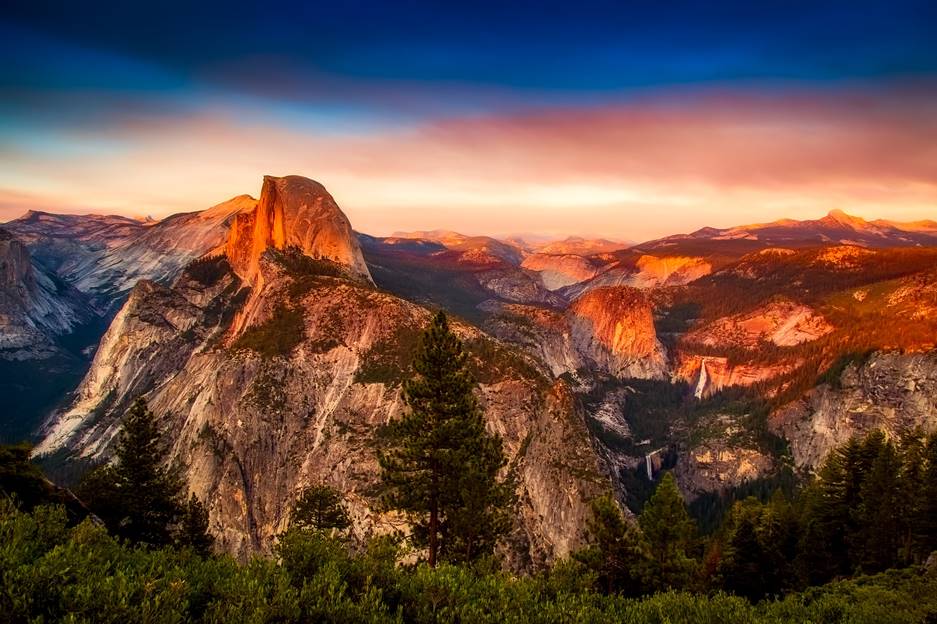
[2,500,936,623]
[4,311,937,621]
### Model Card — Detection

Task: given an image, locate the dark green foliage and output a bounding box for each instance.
[689,467,797,534]
[0,444,54,510]
[0,443,96,525]
[231,304,305,357]
[178,493,214,557]
[378,311,513,566]
[78,398,183,546]
[77,398,212,552]
[4,499,937,623]
[716,494,799,601]
[290,483,351,533]
[354,324,423,385]
[638,472,699,591]
[183,255,232,286]
[816,350,875,389]
[574,495,648,596]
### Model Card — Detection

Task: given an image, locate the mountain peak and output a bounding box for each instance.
[225,175,371,285]
[824,208,869,229]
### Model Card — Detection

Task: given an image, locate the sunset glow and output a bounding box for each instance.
[3,2,936,241]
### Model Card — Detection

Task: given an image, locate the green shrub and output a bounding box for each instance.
[232,305,305,357]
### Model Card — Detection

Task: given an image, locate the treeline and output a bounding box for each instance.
[2,458,937,623]
[576,429,937,603]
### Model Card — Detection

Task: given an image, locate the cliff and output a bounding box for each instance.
[225,175,371,286]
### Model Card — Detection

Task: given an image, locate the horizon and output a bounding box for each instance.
[3,1,937,242]
[4,200,934,246]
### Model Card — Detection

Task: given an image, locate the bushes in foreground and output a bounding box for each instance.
[2,500,936,624]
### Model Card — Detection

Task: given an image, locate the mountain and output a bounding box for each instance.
[1,195,256,441]
[533,236,628,256]
[6,196,255,313]
[27,191,937,568]
[482,287,667,379]
[36,176,614,568]
[227,176,370,286]
[360,233,561,323]
[640,209,937,253]
[389,230,526,265]
[0,228,100,442]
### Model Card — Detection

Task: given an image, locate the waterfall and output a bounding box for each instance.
[694,359,709,399]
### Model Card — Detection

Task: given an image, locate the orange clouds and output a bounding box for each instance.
[2,82,936,241]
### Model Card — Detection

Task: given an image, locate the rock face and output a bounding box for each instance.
[770,351,937,469]
[685,300,833,349]
[564,254,711,298]
[37,177,611,569]
[669,413,775,500]
[483,287,668,380]
[6,197,253,313]
[0,228,93,358]
[226,176,371,286]
[675,355,795,399]
[568,288,667,377]
[521,253,599,290]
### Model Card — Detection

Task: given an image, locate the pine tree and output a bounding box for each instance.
[897,431,927,563]
[79,397,183,546]
[856,439,902,572]
[638,472,698,591]
[575,495,648,596]
[177,493,214,556]
[718,497,790,600]
[290,484,351,533]
[377,311,512,567]
[918,434,937,558]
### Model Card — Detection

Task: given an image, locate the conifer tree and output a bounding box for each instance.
[638,472,698,591]
[856,439,901,572]
[378,311,512,567]
[79,399,215,552]
[79,397,183,546]
[178,493,214,556]
[575,495,648,596]
[719,497,790,600]
[918,434,937,557]
[897,431,927,563]
[290,484,351,533]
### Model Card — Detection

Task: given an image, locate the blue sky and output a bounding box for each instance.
[2,1,936,238]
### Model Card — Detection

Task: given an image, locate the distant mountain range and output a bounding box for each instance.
[2,177,935,567]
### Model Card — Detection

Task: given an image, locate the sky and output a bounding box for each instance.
[1,0,936,242]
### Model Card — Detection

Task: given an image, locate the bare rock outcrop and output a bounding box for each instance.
[770,351,937,469]
[226,175,371,286]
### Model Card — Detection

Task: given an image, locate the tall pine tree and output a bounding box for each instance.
[575,495,648,596]
[378,311,512,566]
[638,472,698,591]
[78,397,212,551]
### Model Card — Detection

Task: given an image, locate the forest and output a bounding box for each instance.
[2,313,936,622]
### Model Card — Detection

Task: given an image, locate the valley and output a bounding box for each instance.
[2,175,936,568]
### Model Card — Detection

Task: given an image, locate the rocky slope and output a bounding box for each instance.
[6,197,253,313]
[0,228,100,442]
[563,254,712,299]
[684,300,832,349]
[521,253,599,290]
[37,176,612,569]
[483,287,667,380]
[0,228,94,359]
[770,351,937,469]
